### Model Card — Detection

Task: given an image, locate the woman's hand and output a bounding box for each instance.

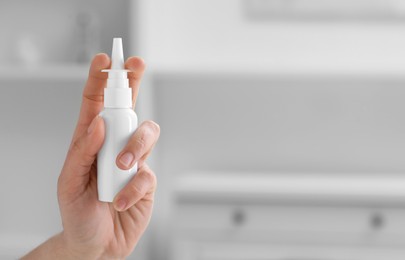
[22,54,160,259]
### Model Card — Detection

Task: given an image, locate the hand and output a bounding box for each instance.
[22,54,160,259]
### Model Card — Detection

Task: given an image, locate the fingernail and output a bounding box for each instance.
[87,116,99,134]
[119,152,134,168]
[115,199,127,211]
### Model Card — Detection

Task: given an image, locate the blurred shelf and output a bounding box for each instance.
[175,172,405,206]
[153,68,405,80]
[150,61,405,80]
[0,63,89,81]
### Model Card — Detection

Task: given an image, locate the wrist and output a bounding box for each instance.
[52,232,79,260]
[60,231,104,260]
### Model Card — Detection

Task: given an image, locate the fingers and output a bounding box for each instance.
[63,116,105,181]
[73,54,110,140]
[113,164,157,212]
[116,120,160,170]
[83,53,110,103]
[125,56,146,108]
[73,55,146,141]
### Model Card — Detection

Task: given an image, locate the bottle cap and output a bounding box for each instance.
[102,38,132,108]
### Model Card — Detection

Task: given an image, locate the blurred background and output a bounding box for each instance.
[3,0,405,259]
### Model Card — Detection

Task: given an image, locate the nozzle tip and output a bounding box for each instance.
[111,38,124,70]
[113,37,122,45]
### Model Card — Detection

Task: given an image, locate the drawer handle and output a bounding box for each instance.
[370,212,385,230]
[232,209,246,227]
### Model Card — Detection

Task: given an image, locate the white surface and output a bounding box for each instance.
[175,172,405,203]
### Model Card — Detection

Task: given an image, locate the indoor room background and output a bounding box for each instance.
[2,0,405,259]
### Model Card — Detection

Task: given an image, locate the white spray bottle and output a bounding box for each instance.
[97,38,138,202]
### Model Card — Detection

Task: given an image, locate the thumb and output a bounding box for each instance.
[60,116,105,191]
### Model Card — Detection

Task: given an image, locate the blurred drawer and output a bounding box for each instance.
[174,203,405,244]
[172,240,405,260]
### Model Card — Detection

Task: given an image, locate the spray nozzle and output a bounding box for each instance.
[101,37,132,108]
[102,38,130,84]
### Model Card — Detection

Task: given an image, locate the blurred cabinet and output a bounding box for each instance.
[170,173,405,260]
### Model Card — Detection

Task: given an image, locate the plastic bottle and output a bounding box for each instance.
[97,38,138,202]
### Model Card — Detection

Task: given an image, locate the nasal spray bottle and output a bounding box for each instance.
[97,38,138,202]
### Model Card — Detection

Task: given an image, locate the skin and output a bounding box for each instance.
[21,54,160,260]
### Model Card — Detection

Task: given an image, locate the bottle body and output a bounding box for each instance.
[97,108,138,202]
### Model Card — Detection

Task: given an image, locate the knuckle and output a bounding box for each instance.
[128,183,143,197]
[83,94,104,102]
[135,129,148,150]
[143,120,160,136]
[132,121,160,151]
[135,124,154,148]
[140,167,157,187]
